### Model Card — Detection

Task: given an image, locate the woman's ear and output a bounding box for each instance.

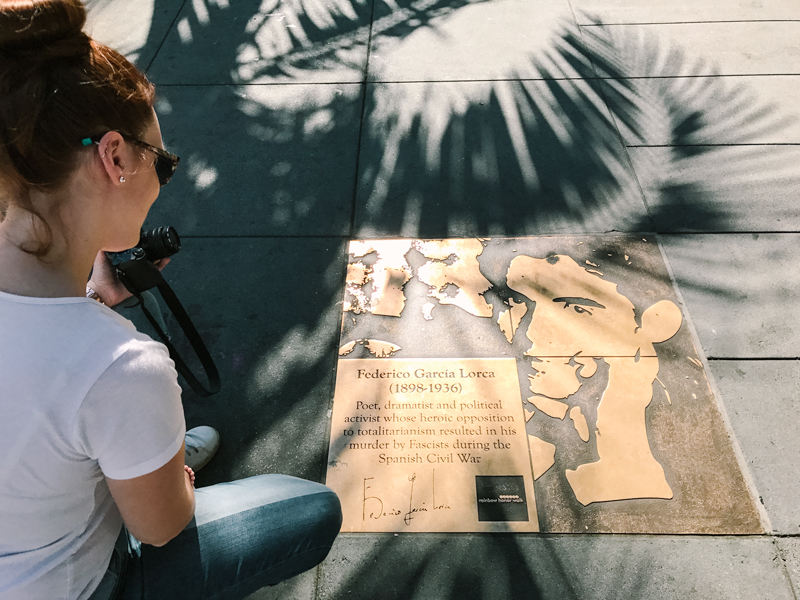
[95,131,127,186]
[639,300,682,344]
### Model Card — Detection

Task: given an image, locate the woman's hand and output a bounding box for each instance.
[87,250,171,307]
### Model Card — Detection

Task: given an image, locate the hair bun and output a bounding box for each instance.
[0,0,88,63]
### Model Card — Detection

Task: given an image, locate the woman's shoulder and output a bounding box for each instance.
[90,304,177,383]
[0,293,174,398]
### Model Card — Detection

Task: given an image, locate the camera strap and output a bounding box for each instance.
[133,281,221,397]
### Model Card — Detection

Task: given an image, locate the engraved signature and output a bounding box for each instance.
[362,470,451,524]
[403,474,423,525]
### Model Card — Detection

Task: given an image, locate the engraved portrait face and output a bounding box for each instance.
[508,254,682,399]
[507,254,683,505]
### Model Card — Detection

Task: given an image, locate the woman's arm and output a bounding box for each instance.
[87,250,170,307]
[106,442,195,547]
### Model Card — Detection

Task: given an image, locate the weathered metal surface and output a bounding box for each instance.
[327,235,762,534]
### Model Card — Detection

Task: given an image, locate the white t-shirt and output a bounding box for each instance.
[0,291,186,600]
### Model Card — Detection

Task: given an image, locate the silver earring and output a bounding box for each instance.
[119,176,126,183]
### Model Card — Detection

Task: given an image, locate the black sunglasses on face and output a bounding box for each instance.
[81,132,180,187]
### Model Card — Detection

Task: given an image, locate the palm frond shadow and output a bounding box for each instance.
[355,13,647,237]
[237,0,486,81]
[581,21,798,236]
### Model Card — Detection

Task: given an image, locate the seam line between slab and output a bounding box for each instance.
[565,0,579,30]
[145,0,190,73]
[155,81,367,87]
[312,564,323,600]
[179,235,354,240]
[152,74,800,86]
[629,143,800,148]
[658,232,800,236]
[655,232,800,235]
[334,531,777,538]
[774,538,800,600]
[707,357,800,362]
[596,73,800,80]
[175,231,800,239]
[366,76,605,83]
[580,20,800,27]
[349,0,378,239]
[577,22,655,230]
[362,73,800,83]
[656,234,773,534]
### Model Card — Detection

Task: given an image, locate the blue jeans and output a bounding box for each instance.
[90,475,342,600]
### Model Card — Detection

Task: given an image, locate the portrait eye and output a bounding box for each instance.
[553,297,606,314]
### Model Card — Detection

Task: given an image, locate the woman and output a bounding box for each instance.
[0,2,342,599]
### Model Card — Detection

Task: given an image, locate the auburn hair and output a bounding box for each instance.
[0,0,156,255]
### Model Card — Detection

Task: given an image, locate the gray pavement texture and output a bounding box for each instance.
[85,0,800,598]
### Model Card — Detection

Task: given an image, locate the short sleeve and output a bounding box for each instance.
[74,339,186,480]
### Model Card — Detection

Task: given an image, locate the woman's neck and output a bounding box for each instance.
[0,203,96,299]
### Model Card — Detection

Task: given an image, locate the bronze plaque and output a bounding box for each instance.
[326,236,762,534]
[328,357,539,532]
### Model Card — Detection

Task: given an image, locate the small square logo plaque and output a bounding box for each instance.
[475,476,529,522]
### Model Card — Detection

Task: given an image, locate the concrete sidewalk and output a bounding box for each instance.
[86,0,800,598]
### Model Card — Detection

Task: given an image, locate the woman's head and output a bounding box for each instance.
[0,0,157,255]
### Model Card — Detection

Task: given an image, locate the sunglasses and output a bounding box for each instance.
[81,132,180,187]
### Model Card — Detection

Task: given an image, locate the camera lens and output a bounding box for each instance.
[140,226,181,261]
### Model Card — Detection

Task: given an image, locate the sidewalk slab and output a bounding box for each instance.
[777,538,800,599]
[367,0,580,82]
[146,84,363,237]
[147,0,370,85]
[318,534,792,600]
[628,146,800,232]
[585,22,800,77]
[660,234,800,358]
[354,80,650,238]
[572,0,800,24]
[710,360,800,534]
[124,237,346,487]
[84,0,183,68]
[607,76,800,146]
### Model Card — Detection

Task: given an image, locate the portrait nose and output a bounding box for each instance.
[526,305,569,354]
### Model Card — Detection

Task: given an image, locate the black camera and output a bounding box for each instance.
[106,226,182,294]
[107,226,220,396]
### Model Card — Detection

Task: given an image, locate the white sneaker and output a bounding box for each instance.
[184,426,220,472]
